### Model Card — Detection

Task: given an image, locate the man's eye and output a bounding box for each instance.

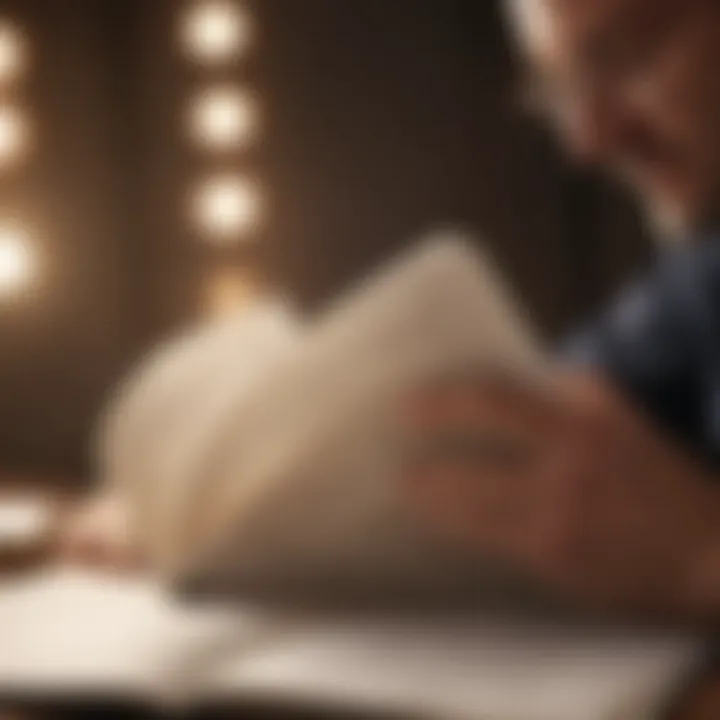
[587,3,679,82]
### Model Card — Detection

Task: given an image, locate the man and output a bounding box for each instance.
[403,0,720,620]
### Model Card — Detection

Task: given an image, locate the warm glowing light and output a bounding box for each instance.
[192,175,261,242]
[180,1,253,65]
[0,499,50,547]
[0,22,28,84]
[203,266,258,318]
[0,106,29,167]
[189,86,258,151]
[0,226,33,296]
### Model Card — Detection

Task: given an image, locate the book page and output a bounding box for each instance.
[0,570,702,719]
[165,235,554,609]
[95,298,303,574]
[200,616,702,720]
[0,568,273,704]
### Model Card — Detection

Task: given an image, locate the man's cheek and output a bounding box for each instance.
[657,65,720,208]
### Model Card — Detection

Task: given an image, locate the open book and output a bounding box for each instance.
[0,568,702,720]
[110,235,554,605]
[59,233,703,718]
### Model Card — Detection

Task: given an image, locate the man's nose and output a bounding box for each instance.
[562,94,633,166]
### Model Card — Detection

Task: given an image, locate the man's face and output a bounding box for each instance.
[508,0,720,236]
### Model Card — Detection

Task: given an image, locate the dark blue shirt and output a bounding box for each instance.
[565,235,720,467]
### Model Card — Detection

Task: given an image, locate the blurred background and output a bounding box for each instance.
[0,0,651,481]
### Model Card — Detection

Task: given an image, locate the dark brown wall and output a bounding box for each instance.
[0,0,143,476]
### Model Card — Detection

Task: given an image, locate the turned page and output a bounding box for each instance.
[170,235,554,609]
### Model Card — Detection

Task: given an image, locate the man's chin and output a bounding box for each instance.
[642,201,689,243]
[639,193,714,245]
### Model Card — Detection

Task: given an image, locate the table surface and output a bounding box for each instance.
[0,478,715,720]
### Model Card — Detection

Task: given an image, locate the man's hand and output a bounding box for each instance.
[401,372,720,619]
[58,491,142,573]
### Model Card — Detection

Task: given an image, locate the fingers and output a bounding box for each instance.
[401,374,562,496]
[403,458,536,556]
[58,529,142,573]
[56,497,143,574]
[403,371,561,453]
[398,372,575,562]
